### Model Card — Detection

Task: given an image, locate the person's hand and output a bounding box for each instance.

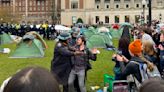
[112,54,116,58]
[74,51,83,55]
[91,48,99,54]
[115,54,124,62]
[115,55,129,62]
[158,44,164,50]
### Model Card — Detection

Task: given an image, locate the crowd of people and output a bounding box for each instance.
[0,21,164,92]
[0,22,57,40]
[112,23,164,91]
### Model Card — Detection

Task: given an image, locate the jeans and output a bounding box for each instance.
[68,69,86,92]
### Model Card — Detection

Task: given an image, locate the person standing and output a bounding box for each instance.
[51,32,81,92]
[68,36,97,92]
[159,30,164,76]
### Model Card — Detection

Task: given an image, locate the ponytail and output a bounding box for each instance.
[139,56,154,71]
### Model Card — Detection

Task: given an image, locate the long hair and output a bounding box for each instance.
[142,41,157,56]
[121,25,130,40]
[118,37,131,59]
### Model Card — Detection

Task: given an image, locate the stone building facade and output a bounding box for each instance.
[61,0,164,25]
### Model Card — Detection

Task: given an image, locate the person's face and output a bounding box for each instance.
[72,33,78,38]
[66,38,71,44]
[160,33,164,42]
[76,38,83,45]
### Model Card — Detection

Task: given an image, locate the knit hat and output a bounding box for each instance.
[129,39,142,55]
[57,32,71,40]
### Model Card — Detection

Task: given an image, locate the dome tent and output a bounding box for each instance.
[10,32,47,58]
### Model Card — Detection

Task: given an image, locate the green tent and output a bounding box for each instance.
[0,47,3,53]
[83,28,97,39]
[10,35,45,58]
[86,34,112,49]
[109,28,123,39]
[98,32,113,46]
[0,33,13,45]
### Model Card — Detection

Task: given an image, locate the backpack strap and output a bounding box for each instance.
[130,61,148,82]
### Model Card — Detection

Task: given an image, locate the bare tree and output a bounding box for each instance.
[0,7,21,23]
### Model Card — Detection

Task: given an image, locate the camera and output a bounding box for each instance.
[112,50,122,61]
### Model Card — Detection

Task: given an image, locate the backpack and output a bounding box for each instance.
[129,61,161,89]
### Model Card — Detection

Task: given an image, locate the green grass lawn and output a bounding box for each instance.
[0,39,118,91]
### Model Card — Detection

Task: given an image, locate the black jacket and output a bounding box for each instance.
[51,42,75,85]
[120,56,145,83]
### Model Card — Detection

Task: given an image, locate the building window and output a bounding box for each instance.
[116,4,119,8]
[124,0,130,2]
[105,0,110,2]
[29,1,32,6]
[34,7,36,11]
[95,0,100,3]
[22,1,25,6]
[125,15,130,22]
[46,7,48,11]
[136,4,139,8]
[115,15,119,23]
[135,15,140,23]
[97,5,100,9]
[46,1,48,5]
[106,5,109,9]
[19,2,21,6]
[71,1,78,9]
[42,7,44,11]
[15,2,17,6]
[42,1,44,6]
[22,7,25,11]
[157,0,162,6]
[114,0,120,2]
[96,16,99,23]
[37,1,41,6]
[29,7,32,11]
[19,7,21,11]
[33,1,36,5]
[126,4,129,8]
[105,16,109,23]
[38,7,40,11]
[146,15,149,23]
